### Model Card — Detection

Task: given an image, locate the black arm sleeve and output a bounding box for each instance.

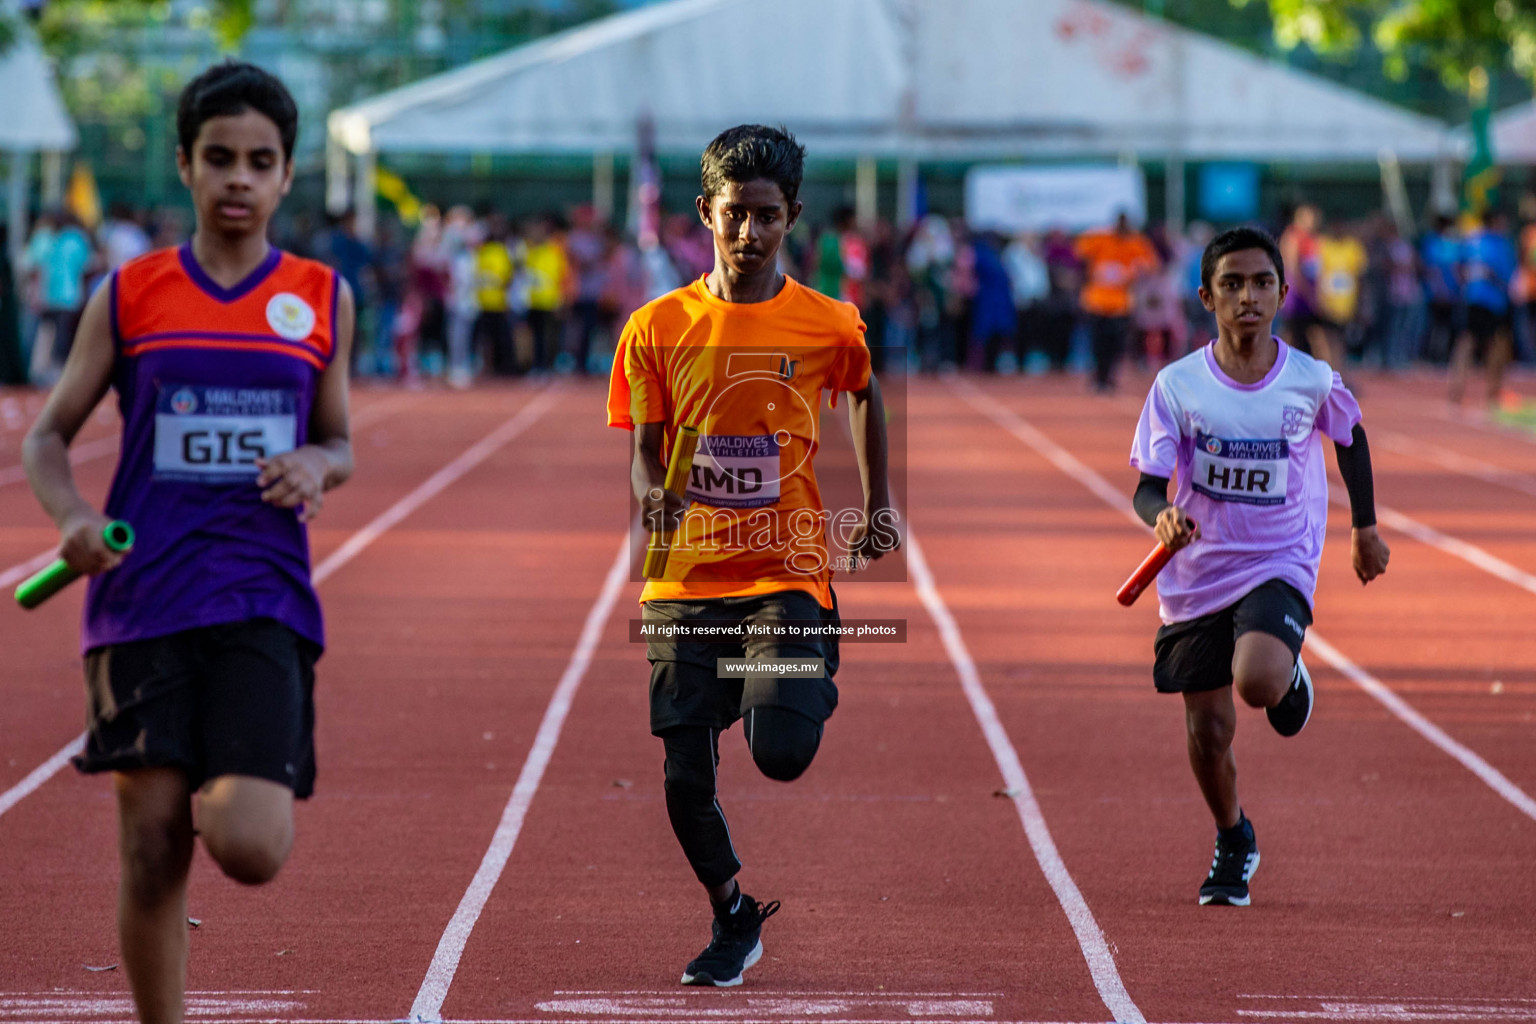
[1333,422,1377,528]
[1133,472,1171,528]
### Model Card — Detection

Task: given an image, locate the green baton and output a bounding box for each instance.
[14,520,135,610]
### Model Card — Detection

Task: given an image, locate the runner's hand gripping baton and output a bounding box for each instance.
[1115,518,1195,607]
[14,520,136,610]
[643,427,698,580]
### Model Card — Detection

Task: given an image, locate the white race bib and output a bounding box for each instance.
[1191,432,1288,506]
[154,385,297,483]
[686,435,781,509]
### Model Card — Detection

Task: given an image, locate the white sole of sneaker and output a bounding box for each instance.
[1199,891,1252,907]
[680,940,763,987]
[1197,850,1260,907]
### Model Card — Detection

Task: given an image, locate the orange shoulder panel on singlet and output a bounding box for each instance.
[114,246,339,371]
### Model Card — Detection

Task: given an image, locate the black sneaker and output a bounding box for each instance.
[1199,817,1260,906]
[1266,657,1314,738]
[680,892,781,987]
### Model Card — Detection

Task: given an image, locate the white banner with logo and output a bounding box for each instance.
[964,164,1147,234]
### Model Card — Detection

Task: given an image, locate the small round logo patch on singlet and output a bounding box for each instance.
[170,388,198,415]
[266,292,316,342]
[1204,437,1223,455]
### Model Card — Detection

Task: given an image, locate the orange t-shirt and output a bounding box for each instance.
[1074,230,1159,317]
[606,275,871,608]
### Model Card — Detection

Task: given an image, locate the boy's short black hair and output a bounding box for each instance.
[700,125,806,206]
[1201,226,1285,290]
[177,61,299,163]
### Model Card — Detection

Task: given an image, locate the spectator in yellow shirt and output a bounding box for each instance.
[520,215,569,372]
[1312,225,1367,368]
[473,214,516,379]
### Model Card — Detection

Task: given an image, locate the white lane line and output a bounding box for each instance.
[0,735,85,819]
[1304,634,1536,822]
[314,387,560,583]
[905,527,1145,1024]
[1377,430,1536,502]
[1324,490,1536,600]
[407,537,631,1024]
[550,990,1008,996]
[0,548,61,591]
[0,436,119,489]
[0,390,429,584]
[1436,402,1536,448]
[956,383,1536,825]
[1376,503,1536,598]
[0,390,560,823]
[0,388,417,490]
[0,1018,1200,1024]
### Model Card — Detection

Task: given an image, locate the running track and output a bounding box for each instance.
[0,370,1532,1024]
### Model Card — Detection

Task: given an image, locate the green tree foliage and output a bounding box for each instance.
[1235,0,1536,91]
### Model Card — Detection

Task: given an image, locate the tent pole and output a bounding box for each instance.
[856,156,878,231]
[325,131,351,218]
[7,151,29,269]
[896,158,918,230]
[41,151,63,209]
[594,150,615,224]
[355,149,377,242]
[1165,153,1184,234]
[1166,20,1186,235]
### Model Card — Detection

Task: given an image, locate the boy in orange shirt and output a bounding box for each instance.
[606,125,897,987]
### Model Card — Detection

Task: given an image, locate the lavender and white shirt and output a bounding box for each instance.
[1129,340,1361,624]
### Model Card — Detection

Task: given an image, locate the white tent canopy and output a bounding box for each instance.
[2,19,77,265]
[0,27,75,152]
[1491,101,1536,164]
[329,0,1455,163]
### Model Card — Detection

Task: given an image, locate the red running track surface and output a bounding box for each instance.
[0,371,1532,1024]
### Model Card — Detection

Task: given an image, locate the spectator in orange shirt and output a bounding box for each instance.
[1075,211,1160,392]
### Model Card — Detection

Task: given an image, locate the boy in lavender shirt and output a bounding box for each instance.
[1129,227,1390,906]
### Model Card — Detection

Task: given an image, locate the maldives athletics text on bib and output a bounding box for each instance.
[1191,432,1289,506]
[686,434,782,509]
[153,383,298,483]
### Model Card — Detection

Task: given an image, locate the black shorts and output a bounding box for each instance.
[1284,311,1334,354]
[78,618,320,797]
[1429,300,1465,336]
[1466,305,1511,355]
[1152,580,1312,695]
[644,589,840,735]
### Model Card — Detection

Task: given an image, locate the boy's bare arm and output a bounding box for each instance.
[21,282,123,575]
[845,375,899,562]
[634,422,687,533]
[257,279,356,522]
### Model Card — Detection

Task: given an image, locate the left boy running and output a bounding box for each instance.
[23,61,352,1024]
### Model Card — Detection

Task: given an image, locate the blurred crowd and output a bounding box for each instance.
[5,193,1536,396]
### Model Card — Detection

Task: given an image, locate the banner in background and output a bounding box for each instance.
[965,164,1146,234]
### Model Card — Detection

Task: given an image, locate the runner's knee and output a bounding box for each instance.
[1185,707,1235,760]
[119,818,194,903]
[114,771,195,904]
[661,727,718,804]
[202,822,292,885]
[198,777,294,885]
[744,708,822,782]
[1232,632,1295,708]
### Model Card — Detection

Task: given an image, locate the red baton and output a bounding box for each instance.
[1116,518,1196,607]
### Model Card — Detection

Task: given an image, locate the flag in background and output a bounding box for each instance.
[65,161,101,230]
[1464,67,1499,219]
[376,166,422,226]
